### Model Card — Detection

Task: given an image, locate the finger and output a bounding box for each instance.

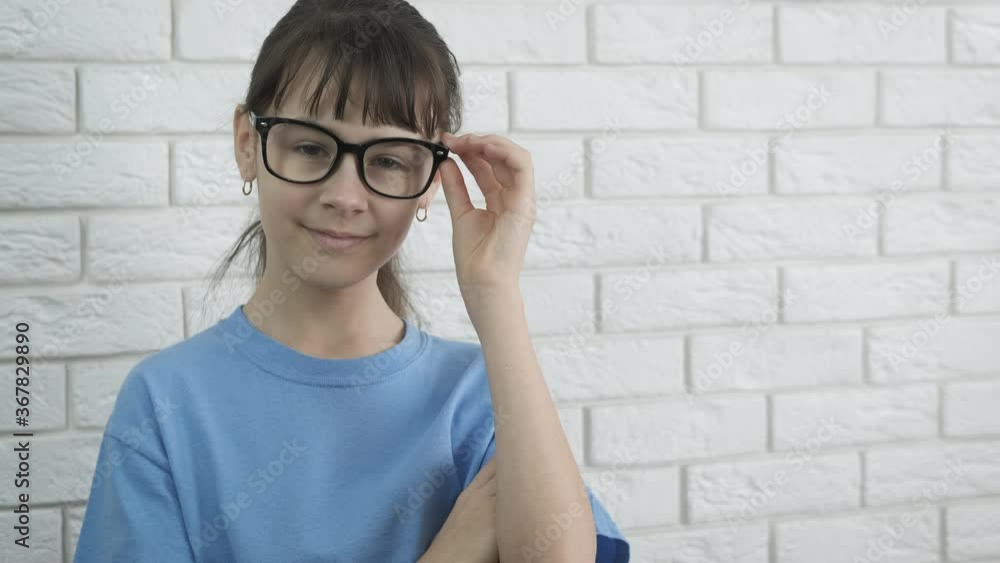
[463,137,536,220]
[473,135,534,193]
[486,477,498,497]
[461,153,505,214]
[445,136,504,203]
[438,158,474,224]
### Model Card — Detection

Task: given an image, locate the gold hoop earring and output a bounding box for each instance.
[242,179,254,196]
[416,207,428,222]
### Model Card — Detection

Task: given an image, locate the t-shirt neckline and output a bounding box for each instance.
[216,304,429,387]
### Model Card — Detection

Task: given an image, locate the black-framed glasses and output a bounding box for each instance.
[249,111,450,199]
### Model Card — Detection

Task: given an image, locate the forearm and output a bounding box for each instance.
[471,285,596,563]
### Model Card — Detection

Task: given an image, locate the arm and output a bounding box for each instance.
[73,433,196,563]
[474,285,597,563]
[436,131,600,562]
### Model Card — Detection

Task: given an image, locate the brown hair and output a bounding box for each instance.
[205,0,462,324]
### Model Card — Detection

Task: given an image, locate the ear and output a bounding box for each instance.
[419,168,443,211]
[233,104,257,181]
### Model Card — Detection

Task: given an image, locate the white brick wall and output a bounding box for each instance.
[1,1,999,562]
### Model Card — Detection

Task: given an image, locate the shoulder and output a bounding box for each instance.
[419,328,487,390]
[121,321,226,390]
[102,322,226,444]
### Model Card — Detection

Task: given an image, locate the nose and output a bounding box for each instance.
[315,151,369,214]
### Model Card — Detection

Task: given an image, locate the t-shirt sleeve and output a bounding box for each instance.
[73,434,196,563]
[73,363,196,563]
[472,435,631,563]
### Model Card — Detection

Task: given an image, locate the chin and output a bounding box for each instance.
[292,258,367,286]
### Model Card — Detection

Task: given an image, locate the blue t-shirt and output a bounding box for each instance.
[73,304,630,562]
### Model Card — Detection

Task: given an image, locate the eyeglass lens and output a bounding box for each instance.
[264,122,435,197]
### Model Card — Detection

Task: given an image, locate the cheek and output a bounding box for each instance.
[379,207,417,247]
[258,183,305,231]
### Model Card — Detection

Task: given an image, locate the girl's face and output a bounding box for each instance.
[234,80,442,290]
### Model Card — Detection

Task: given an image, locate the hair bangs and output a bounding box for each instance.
[264,22,450,140]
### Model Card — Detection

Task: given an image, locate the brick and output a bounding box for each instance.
[0,142,169,208]
[948,133,1000,191]
[783,261,949,323]
[538,335,684,402]
[0,435,102,504]
[0,508,60,562]
[869,317,1000,383]
[512,69,697,130]
[87,208,254,282]
[174,140,254,206]
[420,4,585,63]
[866,441,1000,505]
[882,70,1000,126]
[0,216,80,283]
[516,137,586,201]
[588,395,766,464]
[584,466,679,529]
[175,0,291,60]
[773,386,938,449]
[591,137,770,198]
[780,5,946,63]
[708,200,877,261]
[774,134,944,194]
[953,8,1000,64]
[947,500,1000,561]
[688,453,860,522]
[0,289,183,359]
[0,0,170,60]
[884,196,1000,254]
[70,359,138,429]
[79,65,251,133]
[0,362,66,431]
[407,201,701,272]
[689,327,862,392]
[601,267,778,332]
[954,255,1000,313]
[945,380,1000,437]
[557,407,584,464]
[405,271,595,339]
[66,506,85,560]
[528,204,701,268]
[593,5,772,64]
[703,70,875,129]
[0,65,75,132]
[775,509,938,563]
[458,69,508,133]
[626,523,768,563]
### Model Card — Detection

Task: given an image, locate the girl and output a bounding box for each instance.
[73,1,630,561]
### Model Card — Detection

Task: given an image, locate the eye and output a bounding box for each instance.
[372,156,407,170]
[294,143,330,158]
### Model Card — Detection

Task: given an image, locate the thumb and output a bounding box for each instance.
[438,158,474,224]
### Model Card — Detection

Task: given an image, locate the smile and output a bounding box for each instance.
[306,227,371,253]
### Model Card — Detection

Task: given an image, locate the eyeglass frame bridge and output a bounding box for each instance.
[248,111,451,200]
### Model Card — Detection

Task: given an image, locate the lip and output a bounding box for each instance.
[306,227,372,252]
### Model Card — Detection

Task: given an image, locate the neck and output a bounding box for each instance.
[242,262,404,360]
